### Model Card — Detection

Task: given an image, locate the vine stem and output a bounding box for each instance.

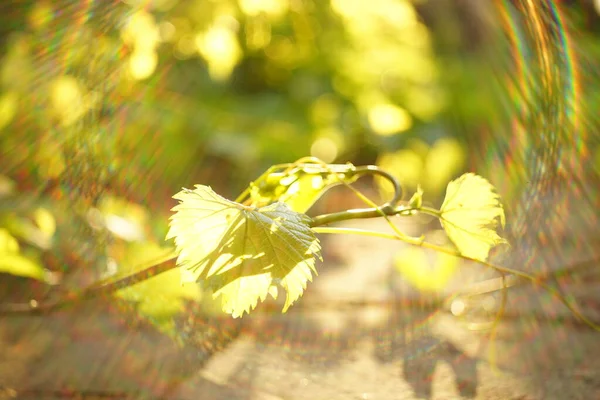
[312,226,600,331]
[309,205,439,227]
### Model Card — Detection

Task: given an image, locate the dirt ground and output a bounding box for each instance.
[1,219,599,400]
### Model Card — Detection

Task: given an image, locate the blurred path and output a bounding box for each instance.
[1,219,599,399]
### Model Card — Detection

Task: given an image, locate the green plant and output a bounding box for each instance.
[2,157,598,335]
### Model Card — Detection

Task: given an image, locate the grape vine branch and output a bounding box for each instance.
[0,158,598,332]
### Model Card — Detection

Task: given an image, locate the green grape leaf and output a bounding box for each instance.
[439,173,507,261]
[166,185,321,318]
[248,162,358,212]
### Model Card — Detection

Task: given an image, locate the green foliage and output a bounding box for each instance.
[2,154,597,331]
[0,179,53,282]
[241,158,359,212]
[439,173,507,261]
[167,184,321,318]
[0,228,46,281]
[0,0,596,347]
[114,241,201,334]
[165,160,510,318]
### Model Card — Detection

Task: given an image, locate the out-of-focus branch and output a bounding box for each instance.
[0,257,177,316]
[1,255,598,321]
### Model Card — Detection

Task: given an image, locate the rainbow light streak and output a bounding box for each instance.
[547,1,588,168]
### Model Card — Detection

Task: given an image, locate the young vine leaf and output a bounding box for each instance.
[408,185,423,210]
[246,161,358,212]
[166,185,321,318]
[439,173,508,261]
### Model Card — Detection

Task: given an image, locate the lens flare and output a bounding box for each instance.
[1,0,598,397]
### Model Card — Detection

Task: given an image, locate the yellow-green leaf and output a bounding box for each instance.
[167,185,321,318]
[248,162,358,212]
[408,185,423,209]
[439,173,507,261]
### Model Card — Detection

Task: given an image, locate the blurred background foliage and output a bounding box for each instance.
[1,0,600,332]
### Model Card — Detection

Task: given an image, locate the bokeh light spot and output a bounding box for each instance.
[196,23,242,81]
[310,94,341,126]
[395,248,459,292]
[405,86,446,121]
[50,76,81,110]
[310,137,338,163]
[424,137,465,193]
[368,103,412,135]
[175,34,197,59]
[50,76,86,126]
[129,51,158,81]
[0,92,18,129]
[33,208,56,239]
[122,11,160,52]
[377,148,423,194]
[158,21,176,42]
[451,299,466,316]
